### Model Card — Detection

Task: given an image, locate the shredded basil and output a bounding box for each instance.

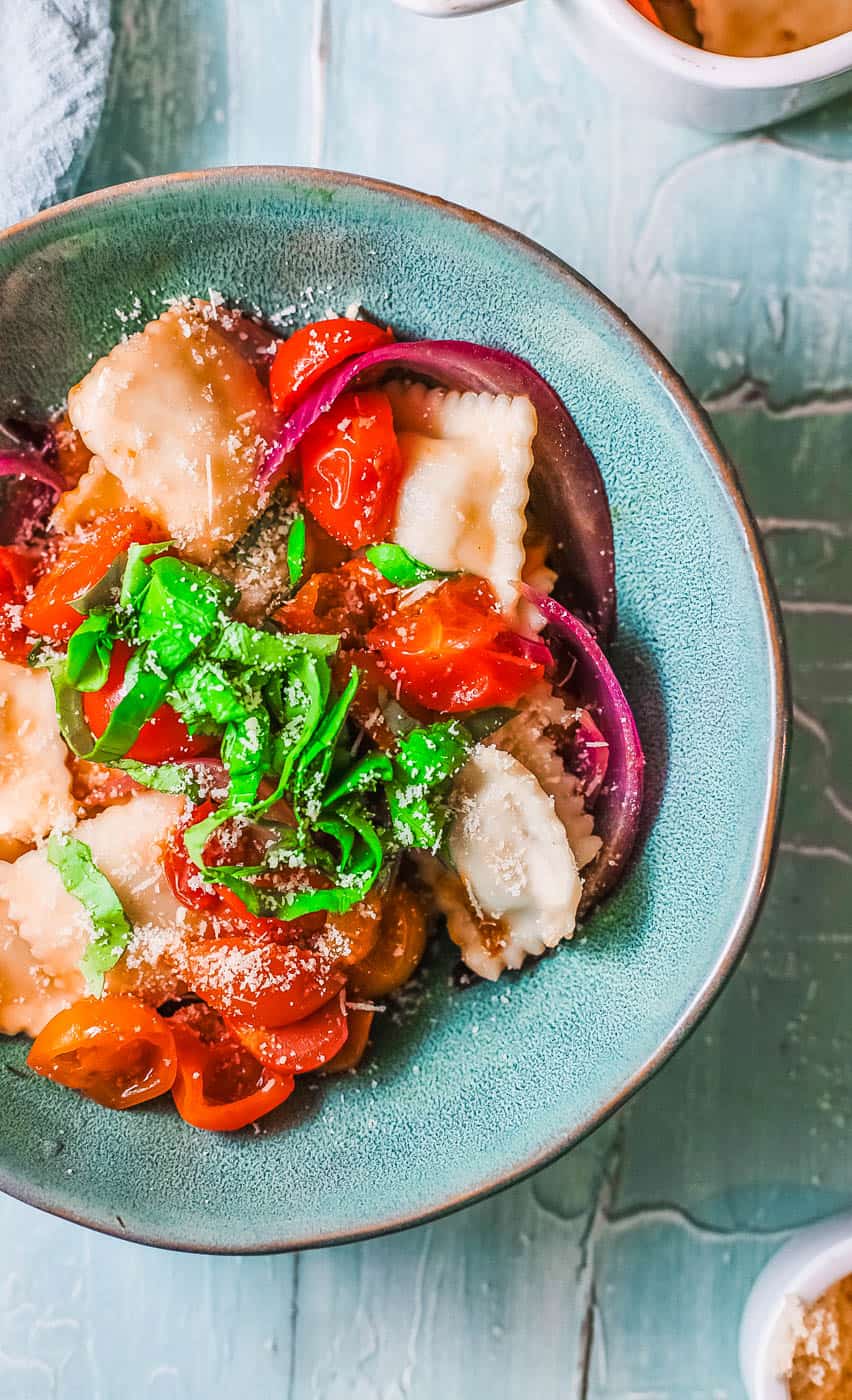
[65,612,115,692]
[47,833,133,996]
[366,543,455,588]
[286,512,307,589]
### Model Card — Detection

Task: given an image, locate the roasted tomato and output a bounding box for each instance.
[299,390,402,549]
[83,639,213,764]
[27,996,177,1109]
[227,990,349,1076]
[323,1007,375,1074]
[22,510,160,642]
[367,575,544,712]
[0,545,38,663]
[169,1003,293,1132]
[185,938,345,1028]
[269,317,393,417]
[347,883,429,998]
[276,558,396,645]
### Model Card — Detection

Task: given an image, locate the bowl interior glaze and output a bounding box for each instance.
[0,169,786,1253]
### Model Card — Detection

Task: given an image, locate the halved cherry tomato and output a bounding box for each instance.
[83,639,213,764]
[22,509,160,642]
[0,545,38,662]
[299,390,402,549]
[186,937,345,1028]
[276,557,396,644]
[227,990,349,1076]
[367,575,544,712]
[323,1007,375,1074]
[269,317,393,417]
[347,883,429,998]
[164,805,327,940]
[70,758,144,812]
[318,892,382,967]
[27,995,177,1110]
[169,1003,293,1132]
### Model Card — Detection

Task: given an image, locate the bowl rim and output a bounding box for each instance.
[0,166,790,1255]
[585,0,852,89]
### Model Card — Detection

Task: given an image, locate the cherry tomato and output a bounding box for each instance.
[83,640,213,764]
[318,892,382,967]
[70,759,144,813]
[186,938,345,1028]
[0,545,38,663]
[323,1007,374,1074]
[276,558,397,645]
[347,883,429,998]
[227,990,349,1076]
[22,510,160,642]
[269,317,393,417]
[164,806,327,941]
[169,1003,293,1132]
[299,390,402,549]
[367,575,544,713]
[27,995,177,1110]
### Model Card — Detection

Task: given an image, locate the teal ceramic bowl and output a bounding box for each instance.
[0,169,787,1253]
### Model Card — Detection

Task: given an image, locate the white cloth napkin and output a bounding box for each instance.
[0,0,112,228]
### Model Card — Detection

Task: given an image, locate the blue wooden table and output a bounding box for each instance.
[2,3,851,1395]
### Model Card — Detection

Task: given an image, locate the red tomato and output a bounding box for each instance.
[627,0,662,25]
[276,558,397,645]
[227,990,349,1076]
[299,390,402,549]
[185,938,345,1028]
[269,317,393,417]
[323,1007,374,1074]
[0,545,38,663]
[22,510,160,642]
[27,996,177,1110]
[169,1004,293,1132]
[164,805,327,941]
[367,575,544,712]
[83,639,213,764]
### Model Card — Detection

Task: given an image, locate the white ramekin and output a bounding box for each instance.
[392,0,852,133]
[739,1212,852,1399]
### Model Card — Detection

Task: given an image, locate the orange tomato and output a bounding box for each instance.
[169,1004,293,1132]
[227,990,349,1076]
[22,510,159,642]
[185,938,345,1028]
[27,996,177,1110]
[347,883,428,998]
[323,1007,375,1074]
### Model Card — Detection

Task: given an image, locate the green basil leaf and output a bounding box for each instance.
[294,668,360,819]
[47,833,133,996]
[211,619,338,669]
[116,759,210,801]
[65,613,115,692]
[136,556,237,672]
[50,647,172,762]
[119,540,173,611]
[396,720,472,787]
[321,750,394,807]
[387,720,472,852]
[169,657,250,729]
[365,543,455,588]
[222,708,272,809]
[71,553,128,618]
[286,512,307,590]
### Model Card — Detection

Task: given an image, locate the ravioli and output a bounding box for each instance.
[67,301,278,564]
[441,745,582,980]
[385,381,537,613]
[694,0,850,56]
[490,687,602,871]
[0,791,193,1035]
[0,660,75,862]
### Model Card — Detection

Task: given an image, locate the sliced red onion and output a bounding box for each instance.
[522,585,644,910]
[569,708,610,805]
[0,448,63,545]
[260,339,615,639]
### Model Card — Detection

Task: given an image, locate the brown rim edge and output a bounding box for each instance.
[0,166,790,1255]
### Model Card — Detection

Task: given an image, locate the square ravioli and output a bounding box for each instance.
[67,302,278,563]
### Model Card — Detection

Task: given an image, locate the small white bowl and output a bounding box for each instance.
[393,0,852,133]
[739,1212,852,1398]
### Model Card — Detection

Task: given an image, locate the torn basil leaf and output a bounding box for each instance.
[366,543,455,589]
[286,512,307,589]
[47,833,132,996]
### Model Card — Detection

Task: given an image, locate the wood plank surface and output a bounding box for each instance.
[2,1,851,1395]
